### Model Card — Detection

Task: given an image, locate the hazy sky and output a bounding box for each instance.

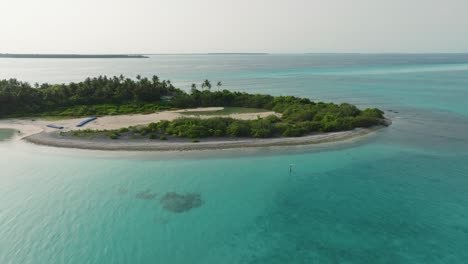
[1,0,467,53]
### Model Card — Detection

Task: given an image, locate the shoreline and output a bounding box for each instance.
[22,126,385,151]
[1,109,390,152]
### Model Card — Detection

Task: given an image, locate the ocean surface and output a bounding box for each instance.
[1,54,468,263]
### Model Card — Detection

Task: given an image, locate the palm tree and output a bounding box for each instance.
[190,83,197,94]
[216,81,222,91]
[136,75,141,80]
[152,75,159,84]
[201,80,211,90]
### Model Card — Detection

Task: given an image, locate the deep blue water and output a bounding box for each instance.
[1,54,468,263]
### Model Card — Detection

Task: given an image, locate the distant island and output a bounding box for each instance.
[0,54,147,59]
[142,53,268,56]
[0,75,388,150]
[207,53,268,55]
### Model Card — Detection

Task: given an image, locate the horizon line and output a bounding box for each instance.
[2,52,468,56]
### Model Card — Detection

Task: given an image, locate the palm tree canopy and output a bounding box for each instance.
[202,80,211,90]
[152,75,160,83]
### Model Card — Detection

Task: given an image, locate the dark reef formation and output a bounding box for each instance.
[160,192,202,213]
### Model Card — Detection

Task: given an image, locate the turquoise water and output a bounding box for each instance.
[1,54,468,263]
[0,129,15,141]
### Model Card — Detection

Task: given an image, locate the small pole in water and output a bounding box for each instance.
[289,164,293,173]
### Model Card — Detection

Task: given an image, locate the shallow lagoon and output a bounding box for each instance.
[0,128,15,141]
[1,54,468,263]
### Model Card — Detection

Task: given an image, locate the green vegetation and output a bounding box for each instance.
[0,75,179,117]
[69,106,385,140]
[1,75,387,140]
[109,133,120,140]
[40,103,171,117]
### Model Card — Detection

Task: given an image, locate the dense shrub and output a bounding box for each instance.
[109,133,120,139]
[281,124,307,137]
[227,121,251,137]
[352,116,383,128]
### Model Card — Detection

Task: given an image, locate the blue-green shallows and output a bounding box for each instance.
[1,54,468,264]
[0,128,15,141]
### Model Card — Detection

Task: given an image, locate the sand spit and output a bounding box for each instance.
[24,126,384,151]
[1,108,389,151]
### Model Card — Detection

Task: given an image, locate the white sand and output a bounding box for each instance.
[25,127,383,151]
[0,107,278,139]
[84,108,278,130]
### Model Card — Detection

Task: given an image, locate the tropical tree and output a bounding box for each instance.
[201,80,211,90]
[152,75,160,84]
[190,83,197,94]
[217,81,222,91]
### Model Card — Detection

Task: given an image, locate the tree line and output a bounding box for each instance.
[0,75,179,117]
[0,76,229,117]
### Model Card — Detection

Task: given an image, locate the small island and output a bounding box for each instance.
[0,54,147,59]
[0,75,389,150]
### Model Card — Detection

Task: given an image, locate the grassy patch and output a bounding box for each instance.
[179,107,269,116]
[36,103,172,118]
[109,133,120,140]
[38,116,77,121]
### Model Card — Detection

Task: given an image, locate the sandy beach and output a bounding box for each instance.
[0,107,387,151]
[23,126,383,151]
[0,107,277,137]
